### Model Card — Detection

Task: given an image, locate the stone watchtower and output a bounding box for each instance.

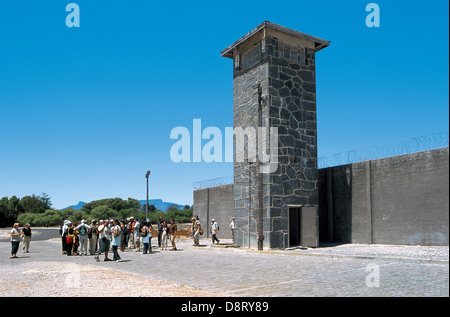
[221,21,329,249]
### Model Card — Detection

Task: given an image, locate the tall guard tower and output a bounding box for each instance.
[221,21,329,249]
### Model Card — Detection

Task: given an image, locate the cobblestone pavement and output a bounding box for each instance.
[0,230,448,297]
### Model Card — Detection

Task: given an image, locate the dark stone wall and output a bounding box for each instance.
[233,59,269,249]
[233,36,319,249]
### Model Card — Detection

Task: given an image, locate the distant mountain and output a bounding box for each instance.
[139,199,184,212]
[62,201,87,210]
[62,199,185,212]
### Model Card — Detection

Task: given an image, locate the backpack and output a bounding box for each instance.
[79,225,87,236]
[140,227,148,237]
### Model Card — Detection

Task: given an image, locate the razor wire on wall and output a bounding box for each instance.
[318,131,449,169]
[193,175,234,190]
[193,131,449,189]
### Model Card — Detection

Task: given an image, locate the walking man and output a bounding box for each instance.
[211,219,220,245]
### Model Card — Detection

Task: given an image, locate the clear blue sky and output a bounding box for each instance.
[0,0,448,209]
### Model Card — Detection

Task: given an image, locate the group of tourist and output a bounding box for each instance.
[9,214,236,260]
[59,217,178,262]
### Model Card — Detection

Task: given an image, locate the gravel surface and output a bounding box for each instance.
[0,228,447,297]
[278,243,449,262]
[0,228,226,297]
[0,260,225,297]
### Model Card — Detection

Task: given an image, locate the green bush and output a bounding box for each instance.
[90,205,118,221]
[37,210,62,227]
[166,208,193,223]
[17,213,37,226]
[18,210,63,227]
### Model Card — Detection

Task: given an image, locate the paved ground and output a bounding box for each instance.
[0,228,448,297]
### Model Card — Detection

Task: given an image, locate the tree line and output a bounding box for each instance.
[0,194,193,228]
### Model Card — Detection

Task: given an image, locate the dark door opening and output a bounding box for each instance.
[289,207,301,247]
[289,206,319,248]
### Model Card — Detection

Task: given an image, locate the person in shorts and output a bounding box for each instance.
[95,220,112,262]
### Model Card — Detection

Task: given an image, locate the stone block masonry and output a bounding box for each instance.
[222,22,330,249]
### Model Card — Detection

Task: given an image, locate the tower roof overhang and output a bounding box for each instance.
[221,21,330,59]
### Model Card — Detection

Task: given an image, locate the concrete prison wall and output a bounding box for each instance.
[193,184,234,240]
[194,147,449,246]
[318,147,449,246]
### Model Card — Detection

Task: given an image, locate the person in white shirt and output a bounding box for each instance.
[111,219,122,262]
[60,220,69,254]
[134,218,141,252]
[211,219,220,245]
[10,223,21,259]
[95,220,112,262]
[228,217,235,244]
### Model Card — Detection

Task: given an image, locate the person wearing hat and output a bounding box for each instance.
[210,219,220,245]
[65,221,75,256]
[76,220,90,256]
[60,220,70,255]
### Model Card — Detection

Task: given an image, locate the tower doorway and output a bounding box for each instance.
[289,206,319,247]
